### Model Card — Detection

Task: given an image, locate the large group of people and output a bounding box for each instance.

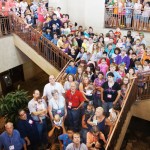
[105,0,150,30]
[0,0,150,150]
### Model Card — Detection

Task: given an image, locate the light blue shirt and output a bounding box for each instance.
[0,130,25,150]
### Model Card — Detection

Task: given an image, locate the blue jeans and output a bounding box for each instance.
[80,128,88,144]
[67,108,81,132]
[102,102,113,117]
[93,93,102,108]
[35,118,48,145]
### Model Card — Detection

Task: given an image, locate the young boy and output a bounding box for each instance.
[106,63,122,82]
[58,128,74,150]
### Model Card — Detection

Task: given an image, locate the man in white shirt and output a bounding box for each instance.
[43,75,65,101]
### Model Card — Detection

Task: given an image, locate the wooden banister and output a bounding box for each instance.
[105,71,150,149]
[0,13,73,71]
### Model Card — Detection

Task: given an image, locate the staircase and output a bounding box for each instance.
[105,71,150,150]
[0,13,150,149]
[9,14,73,74]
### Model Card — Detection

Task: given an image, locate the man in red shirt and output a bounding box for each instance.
[65,82,85,132]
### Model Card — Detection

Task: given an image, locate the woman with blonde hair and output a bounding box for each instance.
[87,107,113,139]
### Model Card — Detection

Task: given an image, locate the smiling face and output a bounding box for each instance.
[123,77,129,85]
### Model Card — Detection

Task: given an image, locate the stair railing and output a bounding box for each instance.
[0,12,73,71]
[105,78,137,150]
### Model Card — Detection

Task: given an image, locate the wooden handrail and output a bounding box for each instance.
[105,70,150,149]
[56,59,73,82]
[0,13,73,71]
[105,78,137,150]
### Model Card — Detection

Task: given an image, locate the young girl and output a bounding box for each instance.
[127,48,134,59]
[83,66,94,81]
[98,58,109,76]
[137,44,145,61]
[75,47,85,64]
[112,47,121,62]
[57,36,63,48]
[120,76,130,106]
[118,64,126,78]
[75,66,84,84]
[69,47,77,60]
[116,38,124,48]
[90,44,99,62]
[126,68,137,79]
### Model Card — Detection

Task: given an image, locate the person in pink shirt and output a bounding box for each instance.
[98,58,109,76]
[0,1,10,16]
[37,2,47,30]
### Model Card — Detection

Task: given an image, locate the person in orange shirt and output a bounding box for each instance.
[113,2,118,27]
[86,126,107,150]
[141,46,150,65]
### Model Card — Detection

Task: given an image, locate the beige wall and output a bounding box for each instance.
[23,61,43,81]
[0,36,29,73]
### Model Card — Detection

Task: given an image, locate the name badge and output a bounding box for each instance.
[93,120,98,125]
[107,94,112,99]
[29,119,33,124]
[9,145,14,150]
[57,109,61,114]
[68,102,72,108]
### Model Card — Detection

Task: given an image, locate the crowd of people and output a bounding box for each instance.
[0,0,150,150]
[105,0,150,30]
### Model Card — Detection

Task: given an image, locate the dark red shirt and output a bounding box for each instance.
[65,90,85,108]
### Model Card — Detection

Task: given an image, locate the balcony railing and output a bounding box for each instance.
[0,15,11,36]
[0,13,73,71]
[104,7,150,32]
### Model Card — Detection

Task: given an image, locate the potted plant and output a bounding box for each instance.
[0,87,30,126]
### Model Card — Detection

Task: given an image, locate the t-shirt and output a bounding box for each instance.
[65,66,77,75]
[58,134,72,150]
[20,1,28,14]
[66,143,88,150]
[65,90,85,108]
[49,96,65,109]
[102,81,121,102]
[43,82,65,100]
[28,99,47,121]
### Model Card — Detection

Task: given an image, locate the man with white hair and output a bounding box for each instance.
[0,122,26,150]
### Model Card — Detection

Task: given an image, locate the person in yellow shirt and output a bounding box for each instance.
[141,46,150,65]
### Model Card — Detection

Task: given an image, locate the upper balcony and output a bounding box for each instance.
[104,7,150,32]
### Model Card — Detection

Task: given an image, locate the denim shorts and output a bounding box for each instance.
[125,14,132,24]
[141,17,149,23]
[134,14,141,20]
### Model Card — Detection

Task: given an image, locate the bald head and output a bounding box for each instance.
[70,82,76,93]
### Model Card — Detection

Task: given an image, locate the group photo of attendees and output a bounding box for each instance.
[105,0,150,30]
[0,0,150,150]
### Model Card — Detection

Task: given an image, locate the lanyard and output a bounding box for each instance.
[55,99,59,109]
